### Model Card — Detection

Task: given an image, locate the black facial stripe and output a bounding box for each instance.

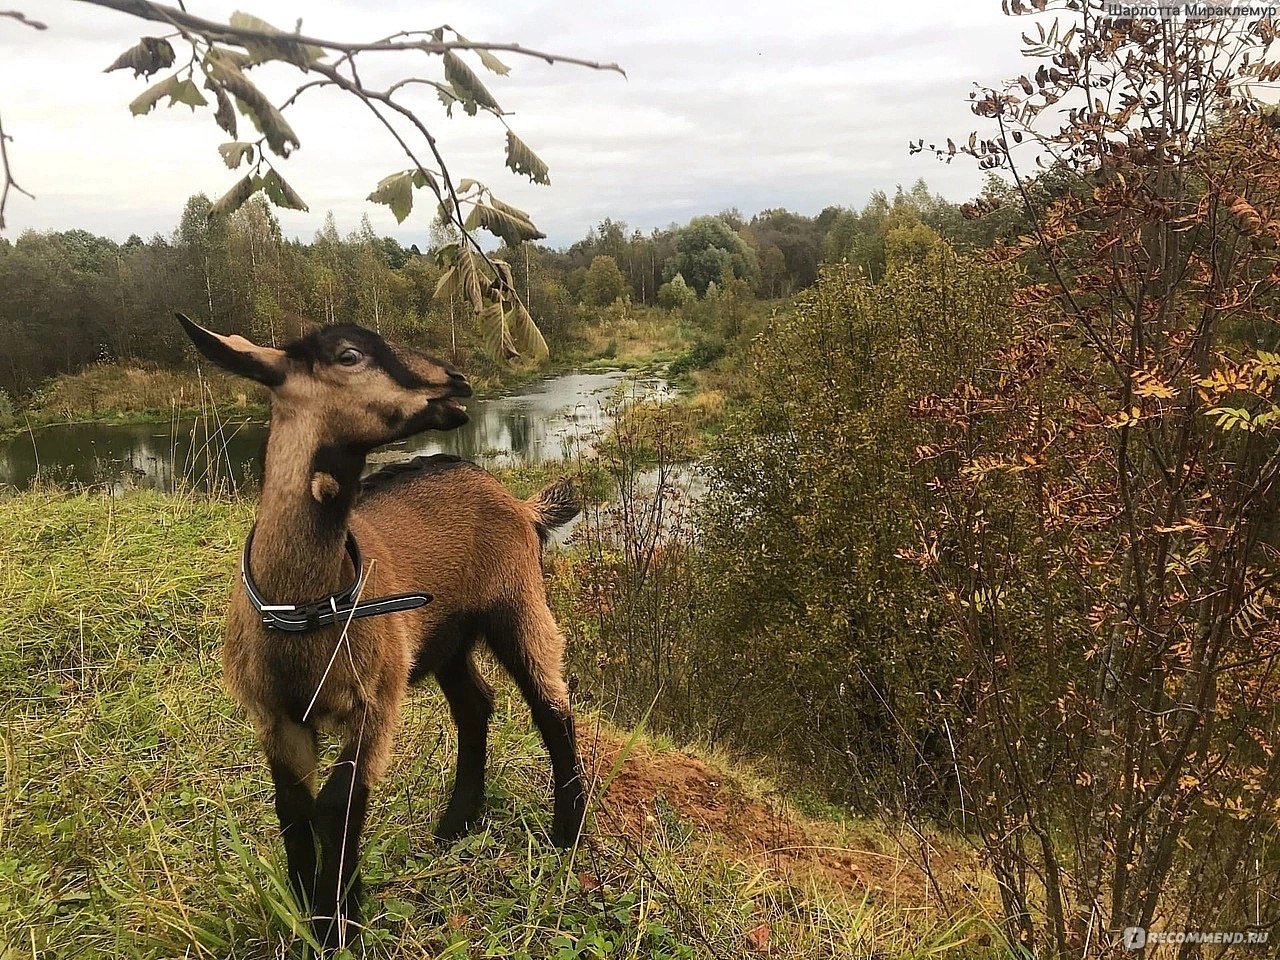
[283,323,436,389]
[369,339,429,389]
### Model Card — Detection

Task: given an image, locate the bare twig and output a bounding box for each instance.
[0,109,36,231]
[0,10,47,228]
[0,10,47,29]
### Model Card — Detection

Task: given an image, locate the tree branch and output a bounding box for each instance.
[0,108,36,231]
[75,0,625,75]
[0,9,48,228]
[6,0,615,360]
[0,10,47,29]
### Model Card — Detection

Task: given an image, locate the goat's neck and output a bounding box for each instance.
[249,415,365,603]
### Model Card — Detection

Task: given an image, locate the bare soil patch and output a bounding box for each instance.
[580,731,982,903]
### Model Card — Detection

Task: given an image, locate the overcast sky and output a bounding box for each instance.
[2,1,1032,247]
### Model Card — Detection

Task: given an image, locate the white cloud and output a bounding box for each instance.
[1,0,1032,246]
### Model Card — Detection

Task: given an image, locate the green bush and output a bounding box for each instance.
[683,253,1014,808]
[667,339,726,378]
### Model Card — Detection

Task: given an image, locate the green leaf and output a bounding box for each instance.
[478,301,518,360]
[451,31,510,76]
[383,898,416,921]
[442,51,501,115]
[169,78,208,110]
[366,168,438,221]
[490,196,533,222]
[464,201,545,246]
[105,37,175,78]
[476,49,511,76]
[129,75,180,116]
[474,297,547,362]
[210,175,256,218]
[505,131,550,185]
[411,168,440,194]
[433,264,458,301]
[432,242,460,267]
[206,45,253,70]
[260,169,308,211]
[367,171,415,223]
[436,84,459,117]
[455,247,485,311]
[205,50,299,157]
[228,11,325,67]
[217,142,255,169]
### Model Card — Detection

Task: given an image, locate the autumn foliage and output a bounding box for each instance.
[904,3,1280,955]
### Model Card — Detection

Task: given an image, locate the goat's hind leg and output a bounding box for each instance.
[487,605,585,847]
[434,650,494,843]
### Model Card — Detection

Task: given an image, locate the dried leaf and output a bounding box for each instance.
[367,170,416,223]
[205,50,299,157]
[210,174,256,218]
[260,169,308,211]
[443,50,501,115]
[505,131,550,185]
[209,83,238,137]
[464,201,545,245]
[228,11,325,67]
[217,141,255,169]
[105,37,175,78]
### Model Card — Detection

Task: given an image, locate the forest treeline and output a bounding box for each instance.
[0,177,1023,400]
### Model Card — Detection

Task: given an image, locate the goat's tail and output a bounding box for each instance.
[528,477,581,546]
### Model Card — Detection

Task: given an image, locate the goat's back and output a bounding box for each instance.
[353,455,544,617]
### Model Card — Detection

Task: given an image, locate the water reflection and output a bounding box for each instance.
[0,370,668,492]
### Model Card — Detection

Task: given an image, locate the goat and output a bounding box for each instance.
[176,315,585,950]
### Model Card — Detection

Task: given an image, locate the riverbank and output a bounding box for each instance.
[0,488,998,958]
[0,305,696,442]
[0,363,266,438]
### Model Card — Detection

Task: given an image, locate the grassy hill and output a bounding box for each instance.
[0,490,999,958]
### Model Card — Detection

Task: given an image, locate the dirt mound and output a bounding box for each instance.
[580,730,976,902]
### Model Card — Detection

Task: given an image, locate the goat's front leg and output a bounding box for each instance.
[312,710,396,951]
[260,719,320,909]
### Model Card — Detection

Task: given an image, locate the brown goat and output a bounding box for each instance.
[176,315,584,950]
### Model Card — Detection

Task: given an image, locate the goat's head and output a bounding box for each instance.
[176,315,472,450]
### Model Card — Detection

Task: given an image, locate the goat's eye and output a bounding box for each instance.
[336,347,363,367]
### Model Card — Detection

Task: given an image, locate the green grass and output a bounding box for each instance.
[0,490,1000,959]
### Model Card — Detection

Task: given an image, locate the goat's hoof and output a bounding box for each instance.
[315,920,354,954]
[550,821,583,848]
[433,819,473,845]
[313,905,361,953]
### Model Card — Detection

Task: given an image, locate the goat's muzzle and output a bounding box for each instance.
[446,369,473,398]
[417,377,472,432]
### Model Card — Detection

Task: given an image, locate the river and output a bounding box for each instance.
[0,370,669,493]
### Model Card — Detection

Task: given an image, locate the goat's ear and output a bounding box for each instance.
[175,314,287,387]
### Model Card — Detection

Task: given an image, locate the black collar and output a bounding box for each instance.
[241,529,432,632]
